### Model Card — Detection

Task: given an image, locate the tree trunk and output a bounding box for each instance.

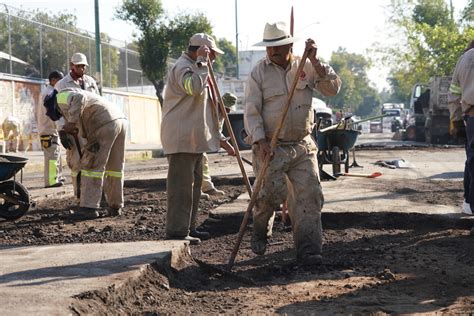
[152,80,165,106]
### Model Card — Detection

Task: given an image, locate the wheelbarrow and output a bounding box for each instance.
[316,129,360,176]
[0,155,30,220]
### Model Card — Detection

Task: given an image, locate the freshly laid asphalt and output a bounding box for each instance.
[1,134,473,315]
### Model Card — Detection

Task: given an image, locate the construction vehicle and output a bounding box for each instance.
[381,103,405,132]
[407,76,453,144]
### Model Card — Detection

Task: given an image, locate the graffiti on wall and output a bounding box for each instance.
[0,78,161,150]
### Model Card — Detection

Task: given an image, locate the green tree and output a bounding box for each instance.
[0,8,119,87]
[383,0,474,102]
[217,38,237,78]
[323,48,380,117]
[116,0,222,103]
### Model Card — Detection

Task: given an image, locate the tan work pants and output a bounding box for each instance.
[252,136,324,259]
[166,153,203,238]
[79,119,127,209]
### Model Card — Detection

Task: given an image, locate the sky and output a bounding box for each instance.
[1,0,470,90]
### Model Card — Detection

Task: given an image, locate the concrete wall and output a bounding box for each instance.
[0,74,162,150]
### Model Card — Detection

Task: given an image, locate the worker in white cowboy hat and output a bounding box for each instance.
[244,21,342,265]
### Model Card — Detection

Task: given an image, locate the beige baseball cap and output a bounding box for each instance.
[189,33,224,55]
[70,53,89,66]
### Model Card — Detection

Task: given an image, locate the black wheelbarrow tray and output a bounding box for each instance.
[0,155,30,220]
[316,129,360,175]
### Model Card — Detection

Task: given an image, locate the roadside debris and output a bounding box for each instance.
[374,159,414,169]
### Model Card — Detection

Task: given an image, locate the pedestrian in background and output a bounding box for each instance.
[161,33,224,244]
[244,21,341,265]
[2,116,21,153]
[448,40,474,215]
[38,70,65,188]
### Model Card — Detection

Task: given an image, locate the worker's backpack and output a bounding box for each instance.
[43,89,62,121]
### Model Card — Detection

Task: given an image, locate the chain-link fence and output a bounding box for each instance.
[0,3,153,95]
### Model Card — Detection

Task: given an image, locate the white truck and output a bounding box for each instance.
[381,103,405,132]
[408,76,453,144]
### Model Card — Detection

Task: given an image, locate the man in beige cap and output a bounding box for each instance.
[161,33,228,244]
[56,53,99,94]
[244,21,341,265]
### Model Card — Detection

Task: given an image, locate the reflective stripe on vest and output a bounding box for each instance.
[105,170,123,178]
[48,159,58,186]
[81,170,104,179]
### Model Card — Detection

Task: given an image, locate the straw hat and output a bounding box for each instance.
[254,21,299,47]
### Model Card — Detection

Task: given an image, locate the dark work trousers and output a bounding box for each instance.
[166,153,203,238]
[466,116,474,211]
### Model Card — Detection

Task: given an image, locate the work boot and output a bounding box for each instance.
[107,207,123,217]
[203,188,225,196]
[190,229,210,240]
[297,254,323,266]
[250,235,267,255]
[462,200,472,215]
[71,207,100,220]
[45,182,64,188]
[165,235,201,245]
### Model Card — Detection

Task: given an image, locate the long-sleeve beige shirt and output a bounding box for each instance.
[448,48,474,120]
[160,53,220,154]
[244,55,341,144]
[58,90,126,139]
[54,73,99,94]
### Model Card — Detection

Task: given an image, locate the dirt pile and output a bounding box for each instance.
[1,177,473,314]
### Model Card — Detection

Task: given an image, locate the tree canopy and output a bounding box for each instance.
[322,48,381,117]
[383,0,474,104]
[0,8,120,87]
[116,0,230,103]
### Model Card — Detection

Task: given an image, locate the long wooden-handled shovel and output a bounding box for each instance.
[339,172,382,178]
[226,49,310,271]
[206,57,253,197]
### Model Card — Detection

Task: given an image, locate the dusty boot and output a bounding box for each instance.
[71,207,100,220]
[165,235,201,245]
[203,187,225,196]
[251,235,268,255]
[107,207,123,217]
[190,229,210,240]
[297,253,323,266]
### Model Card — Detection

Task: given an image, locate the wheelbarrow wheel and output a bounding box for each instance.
[332,146,341,175]
[0,180,30,220]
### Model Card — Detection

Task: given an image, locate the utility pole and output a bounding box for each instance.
[449,0,454,21]
[94,0,103,95]
[235,0,239,79]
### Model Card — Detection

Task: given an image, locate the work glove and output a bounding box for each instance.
[58,130,72,150]
[222,92,237,108]
[450,120,466,139]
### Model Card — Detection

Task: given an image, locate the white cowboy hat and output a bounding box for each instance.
[254,21,300,47]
